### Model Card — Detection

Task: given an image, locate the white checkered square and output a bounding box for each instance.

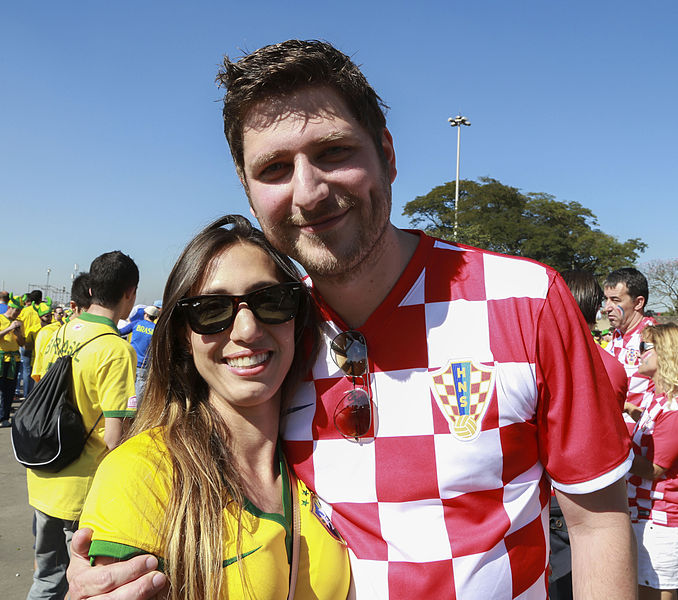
[516,575,549,599]
[425,299,492,364]
[312,321,344,380]
[347,552,389,600]
[313,438,377,503]
[503,465,545,534]
[482,253,549,301]
[399,269,426,307]
[434,428,503,499]
[433,239,467,253]
[452,542,512,600]
[379,499,452,562]
[373,368,435,437]
[282,380,317,441]
[495,363,538,426]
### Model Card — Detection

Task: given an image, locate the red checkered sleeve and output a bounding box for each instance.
[651,409,678,471]
[535,274,632,491]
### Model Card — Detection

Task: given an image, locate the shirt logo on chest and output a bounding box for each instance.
[625,348,640,366]
[430,359,496,441]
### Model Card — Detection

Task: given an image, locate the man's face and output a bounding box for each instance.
[5,306,19,320]
[241,86,397,279]
[603,282,644,333]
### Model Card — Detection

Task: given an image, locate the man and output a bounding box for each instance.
[603,267,656,409]
[0,294,25,427]
[53,306,66,324]
[16,290,44,398]
[69,40,635,599]
[32,274,92,384]
[129,304,159,401]
[27,252,138,600]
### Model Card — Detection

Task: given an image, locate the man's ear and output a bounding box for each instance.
[634,295,647,312]
[381,127,397,183]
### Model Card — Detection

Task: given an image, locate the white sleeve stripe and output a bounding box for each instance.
[550,450,633,494]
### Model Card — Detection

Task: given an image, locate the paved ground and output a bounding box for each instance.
[0,400,39,599]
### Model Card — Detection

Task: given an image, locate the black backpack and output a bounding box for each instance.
[11,329,117,472]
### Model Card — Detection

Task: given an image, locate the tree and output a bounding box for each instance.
[403,177,646,273]
[643,259,678,314]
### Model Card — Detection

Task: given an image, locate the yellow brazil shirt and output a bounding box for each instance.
[31,321,62,381]
[18,305,41,352]
[0,314,22,358]
[80,429,350,599]
[26,313,137,521]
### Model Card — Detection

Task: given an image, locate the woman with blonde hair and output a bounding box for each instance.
[79,215,349,600]
[625,323,678,600]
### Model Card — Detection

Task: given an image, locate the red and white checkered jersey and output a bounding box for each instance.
[283,232,632,600]
[627,391,678,526]
[606,316,656,407]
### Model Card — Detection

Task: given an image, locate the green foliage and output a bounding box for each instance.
[403,177,646,273]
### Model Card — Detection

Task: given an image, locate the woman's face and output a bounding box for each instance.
[188,242,296,417]
[637,342,657,380]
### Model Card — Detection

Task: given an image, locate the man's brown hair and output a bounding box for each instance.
[216,39,389,180]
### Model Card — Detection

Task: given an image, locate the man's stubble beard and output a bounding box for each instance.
[265,183,392,284]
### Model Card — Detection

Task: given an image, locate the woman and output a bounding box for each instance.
[625,323,678,600]
[80,215,350,600]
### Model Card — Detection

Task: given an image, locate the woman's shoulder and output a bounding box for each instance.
[100,427,171,476]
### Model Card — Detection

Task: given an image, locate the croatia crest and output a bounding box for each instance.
[430,359,496,441]
[625,348,639,366]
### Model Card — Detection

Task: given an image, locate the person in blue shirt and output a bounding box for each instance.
[130,305,159,403]
[0,291,9,315]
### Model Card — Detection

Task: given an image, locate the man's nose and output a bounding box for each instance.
[292,158,330,211]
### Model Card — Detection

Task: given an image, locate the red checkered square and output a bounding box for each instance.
[500,421,538,484]
[505,514,548,597]
[388,560,456,600]
[426,241,487,303]
[443,488,510,557]
[486,297,542,364]
[375,436,440,502]
[331,502,388,560]
[365,303,428,373]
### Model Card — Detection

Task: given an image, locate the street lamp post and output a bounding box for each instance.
[447,114,471,240]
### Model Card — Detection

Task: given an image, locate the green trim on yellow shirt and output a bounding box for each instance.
[102,410,137,418]
[78,312,119,333]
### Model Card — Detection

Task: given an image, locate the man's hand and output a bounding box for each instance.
[67,528,166,600]
[624,402,643,422]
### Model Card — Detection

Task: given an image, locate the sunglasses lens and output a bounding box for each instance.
[334,388,373,439]
[250,285,301,324]
[187,297,235,334]
[640,342,653,353]
[331,331,368,377]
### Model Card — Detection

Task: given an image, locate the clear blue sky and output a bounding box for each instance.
[2,1,676,304]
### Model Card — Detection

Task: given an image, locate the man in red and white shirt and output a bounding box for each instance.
[603,268,656,408]
[67,40,637,600]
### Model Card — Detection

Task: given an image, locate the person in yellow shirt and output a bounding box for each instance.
[17,290,43,398]
[26,252,138,600]
[0,294,25,427]
[32,273,93,383]
[79,215,350,600]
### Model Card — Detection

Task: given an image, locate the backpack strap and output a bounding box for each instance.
[84,412,104,442]
[65,328,121,433]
